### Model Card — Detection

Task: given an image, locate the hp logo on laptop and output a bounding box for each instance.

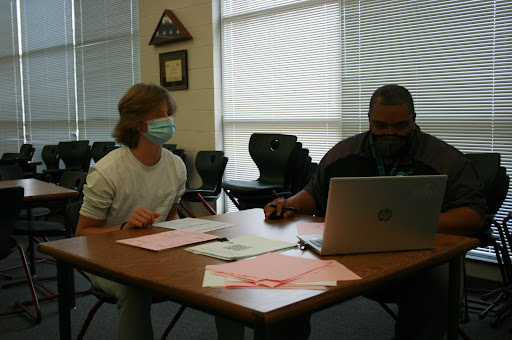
[378,209,392,222]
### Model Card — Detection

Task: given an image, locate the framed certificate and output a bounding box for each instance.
[159,50,188,91]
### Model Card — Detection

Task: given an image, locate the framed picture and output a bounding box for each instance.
[159,50,188,91]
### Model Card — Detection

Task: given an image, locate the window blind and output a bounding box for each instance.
[75,0,141,144]
[220,0,512,262]
[0,0,140,167]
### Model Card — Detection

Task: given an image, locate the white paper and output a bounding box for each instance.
[154,217,235,233]
[186,234,296,260]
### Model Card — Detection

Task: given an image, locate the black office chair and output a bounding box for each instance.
[0,186,41,322]
[463,153,510,326]
[469,212,512,328]
[173,148,187,162]
[221,133,298,210]
[2,152,23,160]
[5,199,91,316]
[90,141,115,163]
[0,164,24,180]
[0,153,31,177]
[19,143,35,160]
[41,145,61,182]
[42,141,90,183]
[163,144,177,152]
[179,151,228,217]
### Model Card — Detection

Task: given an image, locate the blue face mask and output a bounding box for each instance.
[142,116,176,145]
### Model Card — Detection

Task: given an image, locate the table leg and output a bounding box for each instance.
[447,255,462,340]
[57,260,73,340]
[254,326,270,340]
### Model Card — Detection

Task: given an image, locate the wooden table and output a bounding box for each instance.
[38,209,479,340]
[0,178,78,274]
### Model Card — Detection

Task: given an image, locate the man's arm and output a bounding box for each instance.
[264,190,317,219]
[437,206,484,236]
[75,207,161,236]
[75,214,119,236]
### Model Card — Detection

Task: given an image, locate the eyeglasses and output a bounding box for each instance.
[370,120,412,132]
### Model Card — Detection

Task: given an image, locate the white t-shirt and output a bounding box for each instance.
[80,146,186,228]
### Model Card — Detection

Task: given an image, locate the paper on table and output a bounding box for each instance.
[208,252,330,284]
[186,234,296,260]
[116,229,218,251]
[153,217,235,233]
[203,253,361,289]
[296,222,324,235]
[207,252,361,289]
[202,269,335,289]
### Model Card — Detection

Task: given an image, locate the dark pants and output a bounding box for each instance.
[366,263,449,340]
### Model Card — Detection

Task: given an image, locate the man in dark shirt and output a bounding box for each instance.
[265,84,486,339]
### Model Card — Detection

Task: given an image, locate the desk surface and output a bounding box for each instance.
[38,208,479,329]
[0,178,78,201]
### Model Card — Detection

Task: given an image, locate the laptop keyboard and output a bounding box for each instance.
[310,239,323,248]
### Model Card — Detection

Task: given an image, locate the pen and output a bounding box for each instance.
[269,203,300,212]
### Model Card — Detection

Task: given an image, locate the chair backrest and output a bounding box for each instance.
[65,200,83,235]
[0,186,24,259]
[41,145,60,169]
[58,141,91,172]
[20,144,34,159]
[2,152,23,160]
[194,151,228,194]
[91,141,116,163]
[173,149,187,162]
[249,133,298,185]
[59,171,87,199]
[465,152,509,216]
[163,144,177,152]
[0,165,24,180]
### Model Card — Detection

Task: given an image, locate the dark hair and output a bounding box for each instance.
[112,83,177,148]
[369,84,415,119]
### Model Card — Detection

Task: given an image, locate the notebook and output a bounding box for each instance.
[297,175,448,255]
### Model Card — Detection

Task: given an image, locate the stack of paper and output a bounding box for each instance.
[153,217,234,233]
[203,252,361,289]
[116,229,219,251]
[186,234,296,260]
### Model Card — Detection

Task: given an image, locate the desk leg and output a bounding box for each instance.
[57,260,73,340]
[447,255,462,340]
[254,326,270,340]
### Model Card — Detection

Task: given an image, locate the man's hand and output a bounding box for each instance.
[264,198,297,220]
[125,207,161,229]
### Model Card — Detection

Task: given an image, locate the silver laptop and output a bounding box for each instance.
[297,175,447,255]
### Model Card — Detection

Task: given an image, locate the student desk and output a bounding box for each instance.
[38,208,479,340]
[0,178,78,274]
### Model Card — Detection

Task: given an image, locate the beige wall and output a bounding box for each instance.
[139,0,221,213]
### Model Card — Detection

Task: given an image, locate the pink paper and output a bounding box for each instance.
[208,252,331,283]
[116,229,218,251]
[291,260,361,282]
[296,222,324,235]
[224,281,326,290]
[207,252,361,291]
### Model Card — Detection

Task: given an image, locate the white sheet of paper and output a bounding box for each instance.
[186,234,296,260]
[154,217,235,233]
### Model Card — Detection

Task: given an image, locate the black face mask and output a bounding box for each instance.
[372,134,409,160]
